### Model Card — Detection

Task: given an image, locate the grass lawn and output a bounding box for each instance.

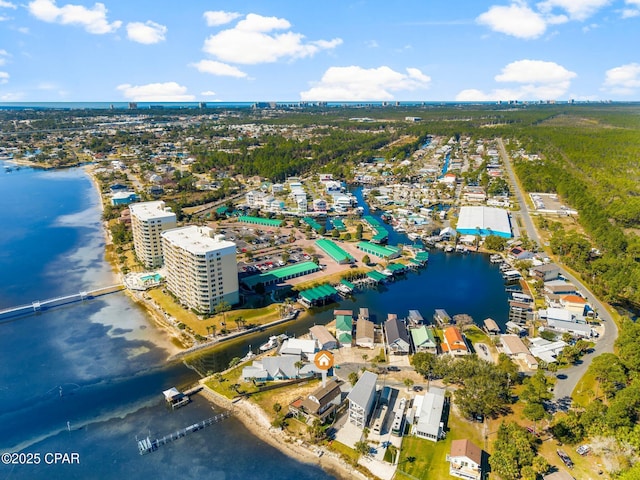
[463,325,490,344]
[572,370,597,408]
[328,440,359,465]
[147,288,281,337]
[204,362,259,399]
[292,268,368,291]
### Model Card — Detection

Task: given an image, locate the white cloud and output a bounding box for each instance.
[477,4,547,39]
[478,0,613,38]
[203,10,241,27]
[0,49,8,66]
[190,60,247,78]
[603,63,640,95]
[300,65,431,101]
[200,90,217,97]
[536,0,612,21]
[365,40,379,48]
[0,71,9,84]
[116,82,195,101]
[0,1,17,8]
[622,0,640,17]
[27,0,121,34]
[126,21,166,44]
[456,59,576,101]
[0,91,24,101]
[203,13,342,64]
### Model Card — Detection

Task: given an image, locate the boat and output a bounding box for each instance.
[444,245,454,253]
[259,334,288,352]
[241,346,256,362]
[490,254,504,263]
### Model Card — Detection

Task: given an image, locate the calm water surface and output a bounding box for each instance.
[0,163,332,480]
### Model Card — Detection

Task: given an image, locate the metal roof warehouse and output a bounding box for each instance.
[242,261,319,288]
[315,239,354,264]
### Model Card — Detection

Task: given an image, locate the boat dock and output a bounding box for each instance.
[137,412,231,455]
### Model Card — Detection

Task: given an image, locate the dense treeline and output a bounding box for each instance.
[189,129,396,181]
[551,319,640,476]
[507,107,640,308]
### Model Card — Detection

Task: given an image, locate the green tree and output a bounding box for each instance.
[348,371,359,386]
[362,254,371,265]
[588,353,628,398]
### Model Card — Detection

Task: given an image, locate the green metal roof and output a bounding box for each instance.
[358,241,399,258]
[243,261,319,288]
[299,283,337,303]
[386,263,406,272]
[332,218,346,231]
[315,239,353,263]
[302,216,323,232]
[362,215,382,227]
[336,314,353,331]
[411,326,437,348]
[238,216,283,227]
[415,251,430,261]
[338,332,352,344]
[340,279,355,289]
[366,270,387,282]
[216,206,229,215]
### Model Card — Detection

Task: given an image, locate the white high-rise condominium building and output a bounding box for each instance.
[161,226,239,314]
[130,201,177,269]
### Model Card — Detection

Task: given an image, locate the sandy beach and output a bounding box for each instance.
[199,384,370,480]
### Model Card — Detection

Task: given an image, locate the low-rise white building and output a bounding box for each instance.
[413,387,446,441]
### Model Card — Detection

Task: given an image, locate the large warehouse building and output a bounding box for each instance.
[456,206,512,238]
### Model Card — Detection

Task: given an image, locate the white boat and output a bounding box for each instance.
[444,245,454,253]
[259,334,288,352]
[490,254,504,263]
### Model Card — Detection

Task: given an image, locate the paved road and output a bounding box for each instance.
[497,138,540,247]
[497,138,618,409]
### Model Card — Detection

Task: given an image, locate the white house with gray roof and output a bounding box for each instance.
[413,387,446,442]
[347,371,378,429]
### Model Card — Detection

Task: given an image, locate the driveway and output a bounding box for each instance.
[497,138,618,408]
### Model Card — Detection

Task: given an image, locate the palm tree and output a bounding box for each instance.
[210,324,217,337]
[294,360,304,378]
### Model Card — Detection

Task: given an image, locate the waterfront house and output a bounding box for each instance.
[289,377,343,424]
[447,439,484,480]
[530,263,560,282]
[335,309,354,347]
[410,326,438,354]
[278,338,318,360]
[309,325,338,350]
[347,371,378,429]
[111,191,139,206]
[441,326,469,356]
[500,334,531,359]
[385,315,411,355]
[241,355,319,381]
[407,309,425,325]
[355,318,375,349]
[413,387,446,441]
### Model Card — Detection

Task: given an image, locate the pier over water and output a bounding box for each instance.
[0,284,124,321]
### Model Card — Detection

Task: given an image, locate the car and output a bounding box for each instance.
[557,450,574,469]
[413,385,423,392]
[387,366,400,372]
[576,445,591,456]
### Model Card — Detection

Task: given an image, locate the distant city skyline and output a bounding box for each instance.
[0,0,638,102]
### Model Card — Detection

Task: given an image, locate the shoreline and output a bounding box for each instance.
[198,384,368,480]
[82,164,363,479]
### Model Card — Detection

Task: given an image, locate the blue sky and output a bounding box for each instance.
[0,0,639,102]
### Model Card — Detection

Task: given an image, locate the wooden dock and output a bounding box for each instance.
[137,412,231,455]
